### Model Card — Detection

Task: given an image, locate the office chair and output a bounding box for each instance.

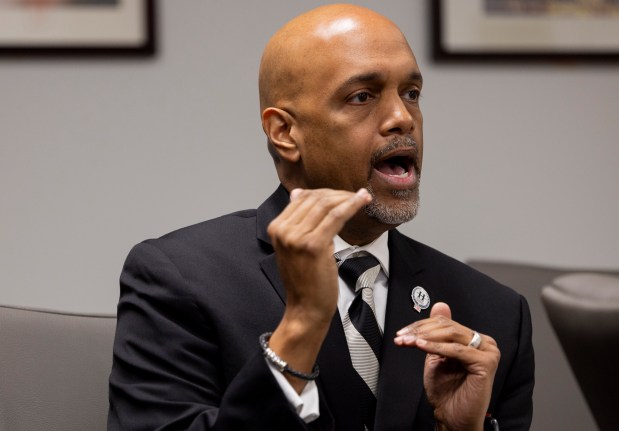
[0,305,116,431]
[542,273,619,431]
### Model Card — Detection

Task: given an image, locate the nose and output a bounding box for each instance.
[379,93,415,136]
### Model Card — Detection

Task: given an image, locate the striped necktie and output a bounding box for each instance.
[336,252,382,431]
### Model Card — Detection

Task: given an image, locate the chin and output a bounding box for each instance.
[364,187,420,226]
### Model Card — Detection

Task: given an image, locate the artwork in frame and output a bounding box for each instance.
[433,0,619,62]
[0,0,156,57]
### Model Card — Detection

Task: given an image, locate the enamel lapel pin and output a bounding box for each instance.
[411,286,430,313]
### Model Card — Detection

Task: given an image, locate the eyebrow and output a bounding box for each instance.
[408,71,423,85]
[338,72,383,90]
[336,70,423,93]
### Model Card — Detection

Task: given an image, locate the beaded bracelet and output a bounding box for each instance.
[259,332,320,381]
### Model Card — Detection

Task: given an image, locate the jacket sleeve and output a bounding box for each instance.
[490,295,535,431]
[108,241,325,431]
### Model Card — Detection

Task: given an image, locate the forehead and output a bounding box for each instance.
[304,23,420,90]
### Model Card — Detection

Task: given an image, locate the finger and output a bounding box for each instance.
[271,189,355,238]
[278,189,358,226]
[268,189,372,256]
[398,316,454,334]
[430,302,451,319]
[415,337,499,369]
[310,188,371,239]
[395,326,467,347]
[289,188,303,201]
[394,323,466,347]
[289,189,366,232]
[395,313,490,349]
[411,317,497,351]
[396,302,452,337]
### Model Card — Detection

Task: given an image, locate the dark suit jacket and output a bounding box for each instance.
[108,186,534,431]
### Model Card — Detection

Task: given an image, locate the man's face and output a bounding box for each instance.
[289,20,423,228]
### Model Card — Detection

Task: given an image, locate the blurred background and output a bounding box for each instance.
[1,1,617,429]
[2,0,616,312]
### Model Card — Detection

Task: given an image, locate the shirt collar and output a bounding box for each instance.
[333,231,390,277]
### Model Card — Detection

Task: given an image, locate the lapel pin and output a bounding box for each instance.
[411,286,430,313]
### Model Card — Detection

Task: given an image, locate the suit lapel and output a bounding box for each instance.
[256,184,290,244]
[257,185,290,303]
[259,254,287,303]
[374,230,432,430]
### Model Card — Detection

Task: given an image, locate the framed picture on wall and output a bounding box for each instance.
[433,0,619,62]
[0,0,156,57]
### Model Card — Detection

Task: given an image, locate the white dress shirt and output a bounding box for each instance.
[267,232,390,423]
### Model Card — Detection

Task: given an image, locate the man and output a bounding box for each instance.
[109,4,534,431]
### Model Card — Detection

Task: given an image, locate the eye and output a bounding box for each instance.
[403,89,420,102]
[348,91,374,104]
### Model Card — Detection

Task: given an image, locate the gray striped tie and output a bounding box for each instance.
[336,252,382,431]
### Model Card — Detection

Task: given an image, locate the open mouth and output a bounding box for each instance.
[374,155,415,178]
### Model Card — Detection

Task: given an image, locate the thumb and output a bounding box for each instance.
[430,302,452,319]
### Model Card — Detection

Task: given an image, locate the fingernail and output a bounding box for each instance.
[356,188,369,199]
[290,188,302,201]
[394,334,416,344]
[396,327,410,336]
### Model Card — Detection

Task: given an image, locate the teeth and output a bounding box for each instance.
[392,171,409,178]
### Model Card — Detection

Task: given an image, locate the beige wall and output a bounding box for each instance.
[1,0,618,314]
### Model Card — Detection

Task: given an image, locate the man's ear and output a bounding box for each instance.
[261,107,300,163]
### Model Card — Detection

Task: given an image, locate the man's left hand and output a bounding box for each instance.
[394,302,500,431]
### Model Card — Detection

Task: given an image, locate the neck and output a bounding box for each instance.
[339,214,395,246]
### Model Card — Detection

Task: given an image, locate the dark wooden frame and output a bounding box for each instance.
[432,0,619,63]
[0,0,156,58]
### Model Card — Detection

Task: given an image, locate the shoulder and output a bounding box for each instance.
[390,229,525,320]
[159,208,258,248]
[391,230,506,286]
[124,208,265,278]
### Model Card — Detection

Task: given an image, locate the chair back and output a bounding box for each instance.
[0,305,116,431]
[542,273,619,431]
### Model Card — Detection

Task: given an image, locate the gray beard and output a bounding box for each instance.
[364,134,421,225]
[364,182,420,225]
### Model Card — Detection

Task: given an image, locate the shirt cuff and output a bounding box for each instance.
[266,358,320,423]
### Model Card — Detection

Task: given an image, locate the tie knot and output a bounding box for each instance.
[337,254,381,292]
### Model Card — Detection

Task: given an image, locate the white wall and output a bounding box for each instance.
[1,0,618,313]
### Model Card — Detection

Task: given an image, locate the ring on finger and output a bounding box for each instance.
[468,331,482,349]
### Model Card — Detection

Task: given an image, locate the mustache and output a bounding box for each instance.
[370,135,420,173]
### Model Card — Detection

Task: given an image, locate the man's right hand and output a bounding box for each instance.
[267,188,371,392]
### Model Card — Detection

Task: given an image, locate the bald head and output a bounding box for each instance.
[258,3,423,216]
[258,4,411,112]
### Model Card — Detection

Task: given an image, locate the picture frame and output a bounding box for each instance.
[0,0,156,57]
[432,0,619,62]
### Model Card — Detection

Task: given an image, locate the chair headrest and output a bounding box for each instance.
[549,273,619,304]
